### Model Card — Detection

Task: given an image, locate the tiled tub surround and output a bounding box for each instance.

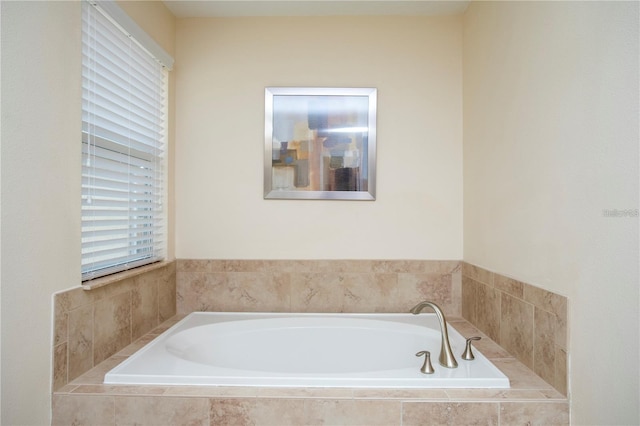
[462,262,569,396]
[52,259,570,424]
[52,316,569,425]
[176,259,462,315]
[53,261,177,391]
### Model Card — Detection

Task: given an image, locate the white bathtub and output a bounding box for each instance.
[104,312,509,388]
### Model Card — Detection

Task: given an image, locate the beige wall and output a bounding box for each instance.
[463,1,639,424]
[0,1,175,424]
[1,2,81,423]
[175,16,463,260]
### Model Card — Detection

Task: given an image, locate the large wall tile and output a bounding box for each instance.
[399,272,455,315]
[533,307,557,385]
[475,282,501,342]
[52,343,68,392]
[303,399,402,425]
[403,401,500,425]
[115,396,210,425]
[499,401,569,426]
[131,273,159,341]
[500,293,534,369]
[159,261,177,322]
[177,271,291,313]
[494,275,524,299]
[462,263,494,285]
[290,272,397,312]
[461,275,477,323]
[210,398,306,426]
[51,394,115,426]
[554,349,568,396]
[94,291,131,365]
[67,304,94,382]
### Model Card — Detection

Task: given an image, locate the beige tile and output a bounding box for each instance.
[353,388,448,400]
[499,401,569,426]
[210,398,306,426]
[213,259,259,272]
[377,272,445,313]
[53,342,68,391]
[115,334,159,357]
[555,320,567,353]
[176,271,218,313]
[372,260,459,274]
[554,348,568,396]
[533,308,556,386]
[403,401,499,425]
[72,384,166,395]
[447,321,511,359]
[444,389,547,401]
[52,394,115,426]
[307,259,375,273]
[450,269,462,316]
[494,274,524,299]
[399,273,456,316]
[94,291,132,365]
[53,300,68,347]
[523,284,567,319]
[54,290,73,316]
[56,384,80,393]
[56,286,94,313]
[159,263,177,322]
[163,385,257,397]
[500,294,534,369]
[150,316,182,334]
[257,387,353,399]
[226,271,291,311]
[303,399,402,425]
[176,258,213,272]
[462,262,494,285]
[131,273,159,341]
[92,276,135,303]
[68,304,94,382]
[491,359,552,390]
[291,272,394,312]
[71,356,128,385]
[461,276,478,324]
[476,282,501,342]
[266,259,311,273]
[538,388,567,400]
[177,271,291,313]
[115,396,209,425]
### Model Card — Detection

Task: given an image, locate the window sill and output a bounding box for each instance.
[82,260,172,291]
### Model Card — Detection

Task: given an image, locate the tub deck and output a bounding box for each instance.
[52,316,569,425]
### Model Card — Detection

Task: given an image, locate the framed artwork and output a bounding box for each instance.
[264,87,377,200]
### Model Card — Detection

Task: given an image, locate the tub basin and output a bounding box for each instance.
[105,312,510,388]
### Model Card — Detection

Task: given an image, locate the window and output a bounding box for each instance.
[81,0,172,281]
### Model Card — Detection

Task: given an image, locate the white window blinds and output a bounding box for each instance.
[82,0,170,281]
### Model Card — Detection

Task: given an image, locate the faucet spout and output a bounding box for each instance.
[410,301,458,368]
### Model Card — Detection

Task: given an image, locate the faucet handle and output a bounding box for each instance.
[461,336,481,360]
[415,350,435,374]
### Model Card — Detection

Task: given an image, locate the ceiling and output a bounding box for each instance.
[163,1,471,18]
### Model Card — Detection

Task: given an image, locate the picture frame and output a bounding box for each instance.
[264,87,377,200]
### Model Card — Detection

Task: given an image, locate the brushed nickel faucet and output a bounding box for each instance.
[410,301,458,368]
